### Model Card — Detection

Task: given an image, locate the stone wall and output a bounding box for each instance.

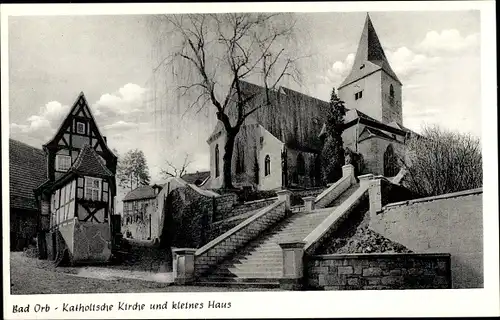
[369,188,483,288]
[306,253,451,290]
[194,201,287,277]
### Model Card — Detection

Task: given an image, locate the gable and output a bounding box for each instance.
[44,92,117,180]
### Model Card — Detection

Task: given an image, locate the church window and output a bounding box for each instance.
[56,155,72,172]
[264,155,271,176]
[297,153,305,175]
[76,121,86,134]
[236,145,245,174]
[84,177,102,201]
[355,91,363,100]
[215,144,220,177]
[390,84,395,99]
[383,144,399,177]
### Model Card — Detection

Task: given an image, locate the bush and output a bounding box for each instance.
[400,125,482,197]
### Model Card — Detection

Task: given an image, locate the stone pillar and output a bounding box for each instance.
[358,173,374,188]
[342,164,355,182]
[172,248,197,285]
[302,196,316,212]
[368,176,384,218]
[279,241,306,290]
[276,190,292,210]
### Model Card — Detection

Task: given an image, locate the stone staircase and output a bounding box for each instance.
[196,183,360,288]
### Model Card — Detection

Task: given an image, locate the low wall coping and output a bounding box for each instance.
[309,252,451,260]
[240,197,278,206]
[383,187,483,210]
[195,199,283,256]
[279,241,306,249]
[172,248,197,255]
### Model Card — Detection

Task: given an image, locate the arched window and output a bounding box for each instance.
[236,144,245,174]
[383,144,399,177]
[297,153,305,176]
[264,155,271,176]
[390,84,395,99]
[215,144,220,177]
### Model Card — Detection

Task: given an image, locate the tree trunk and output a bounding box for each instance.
[222,133,236,189]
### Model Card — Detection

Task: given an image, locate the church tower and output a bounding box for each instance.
[338,14,403,125]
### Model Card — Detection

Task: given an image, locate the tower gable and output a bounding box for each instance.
[44,92,117,181]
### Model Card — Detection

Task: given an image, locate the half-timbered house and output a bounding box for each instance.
[35,92,118,264]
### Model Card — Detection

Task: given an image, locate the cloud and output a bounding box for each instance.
[417,29,480,55]
[103,120,140,131]
[320,53,355,86]
[386,47,441,80]
[92,83,148,118]
[9,100,70,140]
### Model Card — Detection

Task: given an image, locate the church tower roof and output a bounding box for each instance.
[338,13,401,89]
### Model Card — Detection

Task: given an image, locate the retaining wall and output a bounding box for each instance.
[306,253,451,290]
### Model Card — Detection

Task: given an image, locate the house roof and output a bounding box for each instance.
[339,14,401,89]
[123,185,156,202]
[181,171,210,185]
[9,139,47,211]
[71,144,113,178]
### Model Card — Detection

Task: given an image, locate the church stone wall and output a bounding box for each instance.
[208,128,227,189]
[259,126,284,190]
[339,71,383,123]
[381,72,403,124]
[358,138,405,176]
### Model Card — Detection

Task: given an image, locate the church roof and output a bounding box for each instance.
[9,139,48,211]
[213,80,329,152]
[339,14,401,89]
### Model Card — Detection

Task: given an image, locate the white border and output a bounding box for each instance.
[2,2,498,319]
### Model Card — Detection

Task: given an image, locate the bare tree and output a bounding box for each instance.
[160,154,192,179]
[151,13,301,189]
[399,125,482,197]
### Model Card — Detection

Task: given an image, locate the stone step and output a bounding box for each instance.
[228,265,282,274]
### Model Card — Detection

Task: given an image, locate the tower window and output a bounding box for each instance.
[355,91,363,100]
[390,84,395,99]
[76,121,86,134]
[264,155,271,176]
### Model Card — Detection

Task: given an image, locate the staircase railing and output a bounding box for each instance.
[304,174,373,254]
[315,165,357,208]
[171,190,293,284]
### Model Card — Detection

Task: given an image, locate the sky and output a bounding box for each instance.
[8,10,482,187]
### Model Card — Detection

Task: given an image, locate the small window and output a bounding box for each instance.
[390,84,395,99]
[56,155,72,172]
[84,177,102,201]
[264,155,271,176]
[355,91,363,100]
[76,121,86,134]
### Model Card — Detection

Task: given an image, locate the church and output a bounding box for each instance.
[205,14,415,191]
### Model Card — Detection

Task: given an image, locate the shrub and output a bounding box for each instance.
[400,125,482,197]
